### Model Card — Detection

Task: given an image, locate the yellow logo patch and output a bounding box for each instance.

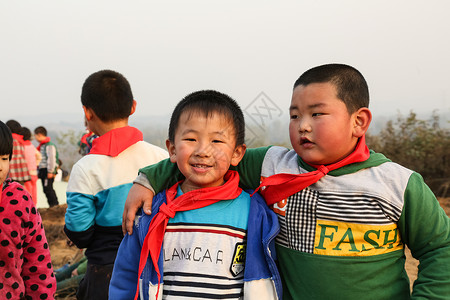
[230,243,246,276]
[314,220,403,256]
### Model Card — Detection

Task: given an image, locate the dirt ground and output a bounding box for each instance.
[40,197,450,299]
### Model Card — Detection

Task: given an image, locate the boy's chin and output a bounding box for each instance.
[302,156,333,166]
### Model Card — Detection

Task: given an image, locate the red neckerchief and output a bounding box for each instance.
[135,170,242,300]
[253,135,370,205]
[11,133,25,145]
[37,136,51,151]
[89,126,143,157]
[22,140,32,146]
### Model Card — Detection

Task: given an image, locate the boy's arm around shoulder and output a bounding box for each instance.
[398,172,450,299]
[231,146,272,189]
[244,191,282,299]
[122,146,272,235]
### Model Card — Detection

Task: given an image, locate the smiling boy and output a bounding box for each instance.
[110,90,281,300]
[124,64,450,299]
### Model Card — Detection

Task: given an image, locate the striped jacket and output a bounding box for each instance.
[64,127,168,265]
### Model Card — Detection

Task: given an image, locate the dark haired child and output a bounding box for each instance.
[34,126,59,207]
[123,64,450,299]
[110,90,281,300]
[0,120,56,299]
[22,127,41,205]
[64,69,168,300]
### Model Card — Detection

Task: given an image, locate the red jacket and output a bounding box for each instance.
[0,180,56,299]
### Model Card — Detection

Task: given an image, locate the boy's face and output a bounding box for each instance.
[289,82,359,165]
[34,133,44,142]
[167,111,245,193]
[0,155,10,185]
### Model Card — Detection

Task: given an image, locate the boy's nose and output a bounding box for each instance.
[195,142,211,157]
[298,118,311,132]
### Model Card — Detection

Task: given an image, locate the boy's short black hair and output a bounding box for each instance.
[0,121,13,160]
[81,70,134,123]
[21,127,32,141]
[168,90,245,146]
[6,119,21,134]
[294,63,369,113]
[34,126,47,136]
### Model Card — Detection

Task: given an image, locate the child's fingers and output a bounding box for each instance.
[122,183,154,235]
[122,191,143,235]
[122,205,138,236]
[143,197,153,215]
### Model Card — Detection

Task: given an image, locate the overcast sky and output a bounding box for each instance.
[2,0,449,130]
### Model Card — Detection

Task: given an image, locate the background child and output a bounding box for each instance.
[21,126,42,205]
[110,90,281,300]
[78,119,97,156]
[123,64,450,299]
[0,120,56,299]
[5,119,31,186]
[34,126,59,207]
[64,69,168,300]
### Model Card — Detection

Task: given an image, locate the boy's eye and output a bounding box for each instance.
[183,138,196,142]
[290,114,298,120]
[212,139,224,143]
[312,113,323,117]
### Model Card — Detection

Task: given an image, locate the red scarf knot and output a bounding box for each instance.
[158,203,176,218]
[317,165,329,175]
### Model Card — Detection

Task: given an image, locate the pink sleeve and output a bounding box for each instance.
[21,190,57,299]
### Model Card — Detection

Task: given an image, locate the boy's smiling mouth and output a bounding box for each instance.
[191,163,212,169]
[191,163,213,174]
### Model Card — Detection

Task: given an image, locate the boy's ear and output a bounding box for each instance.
[129,100,137,116]
[83,105,95,121]
[166,139,177,163]
[352,107,372,138]
[230,144,246,166]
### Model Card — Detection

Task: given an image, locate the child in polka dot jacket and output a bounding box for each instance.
[0,121,56,299]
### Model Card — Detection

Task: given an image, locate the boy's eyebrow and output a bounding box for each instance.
[180,128,198,135]
[180,128,227,136]
[289,103,326,111]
